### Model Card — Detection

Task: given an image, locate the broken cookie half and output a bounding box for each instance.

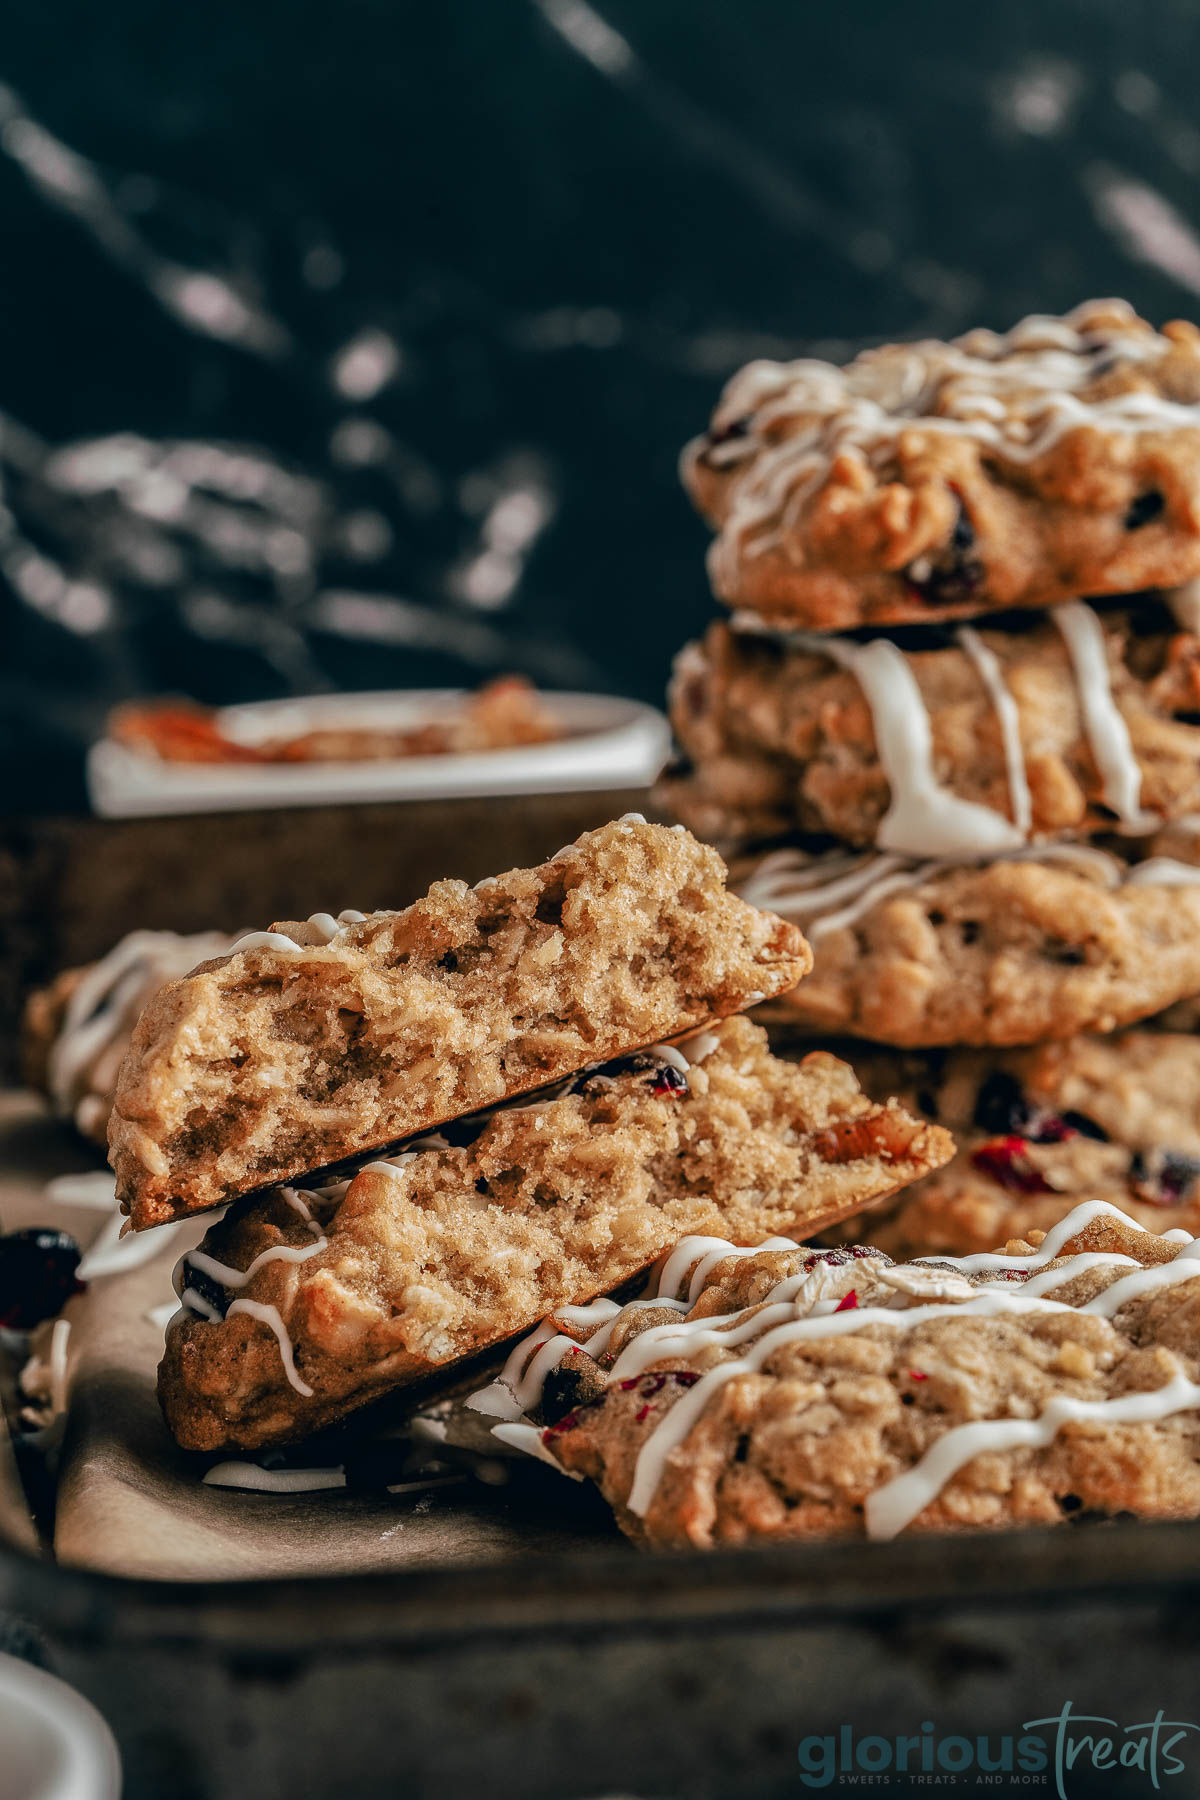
[111,817,811,1230]
[158,1017,952,1450]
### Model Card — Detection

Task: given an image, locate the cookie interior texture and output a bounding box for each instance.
[815,1028,1200,1259]
[741,850,1200,1046]
[109,819,811,1229]
[665,610,1200,852]
[157,1016,952,1450]
[680,299,1200,628]
[539,1209,1200,1547]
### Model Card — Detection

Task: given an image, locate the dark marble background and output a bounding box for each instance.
[4,0,1200,809]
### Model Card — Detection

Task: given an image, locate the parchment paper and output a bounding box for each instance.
[2,1093,620,1581]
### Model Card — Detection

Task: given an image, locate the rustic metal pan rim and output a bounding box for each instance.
[5,1515,1200,1655]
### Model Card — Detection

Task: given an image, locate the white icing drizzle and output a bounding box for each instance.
[181,1233,328,1294]
[225,1298,313,1397]
[1051,601,1157,830]
[46,928,232,1121]
[740,592,1167,862]
[956,625,1033,836]
[1125,857,1200,887]
[787,632,1026,859]
[656,1234,800,1305]
[867,1369,1200,1540]
[738,849,940,940]
[737,838,1200,942]
[181,1287,224,1323]
[279,1186,325,1236]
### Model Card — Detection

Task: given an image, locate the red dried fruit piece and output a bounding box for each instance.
[1129,1148,1200,1206]
[0,1228,84,1329]
[834,1290,859,1313]
[618,1371,701,1395]
[971,1137,1052,1195]
[907,1369,928,1382]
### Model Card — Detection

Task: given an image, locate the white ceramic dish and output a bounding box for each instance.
[87,690,672,818]
[0,1655,121,1800]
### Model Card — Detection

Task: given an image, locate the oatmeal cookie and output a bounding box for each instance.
[21,930,236,1147]
[813,1030,1200,1258]
[664,608,1200,854]
[682,299,1200,630]
[493,1201,1200,1545]
[158,1016,951,1450]
[736,842,1200,1045]
[111,819,811,1230]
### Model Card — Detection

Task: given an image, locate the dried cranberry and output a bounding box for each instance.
[1129,1148,1200,1206]
[540,1358,604,1425]
[972,1071,1105,1145]
[180,1263,230,1319]
[802,1246,891,1271]
[970,1138,1052,1195]
[834,1290,859,1312]
[1124,491,1165,530]
[1058,1111,1108,1143]
[0,1228,83,1329]
[617,1371,701,1395]
[904,500,984,607]
[576,1052,688,1099]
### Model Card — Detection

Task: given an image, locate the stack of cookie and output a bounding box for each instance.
[104,817,953,1450]
[662,298,1200,1258]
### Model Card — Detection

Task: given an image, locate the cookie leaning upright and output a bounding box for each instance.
[109,817,812,1229]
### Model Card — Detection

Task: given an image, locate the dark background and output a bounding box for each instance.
[5,0,1200,809]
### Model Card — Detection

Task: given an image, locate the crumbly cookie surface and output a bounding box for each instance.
[158,1017,951,1450]
[736,844,1200,1046]
[509,1205,1200,1546]
[815,1029,1200,1258]
[110,819,811,1229]
[682,299,1200,630]
[664,610,1200,851]
[22,929,236,1147]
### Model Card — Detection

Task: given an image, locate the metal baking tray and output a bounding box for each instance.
[6,789,1200,1798]
[4,1508,1200,1797]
